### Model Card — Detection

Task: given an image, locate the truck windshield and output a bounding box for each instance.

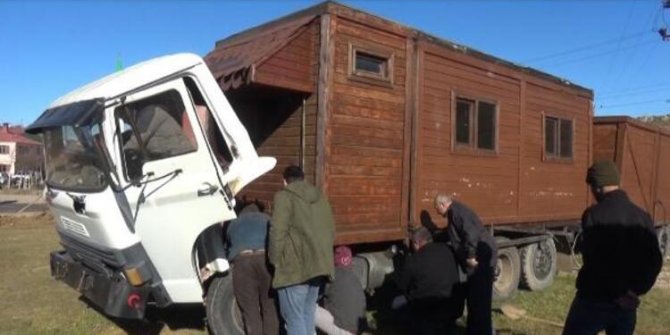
[43,124,108,192]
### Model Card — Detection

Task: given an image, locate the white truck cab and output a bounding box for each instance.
[27,53,275,333]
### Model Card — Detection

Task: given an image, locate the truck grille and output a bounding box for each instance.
[59,234,121,275]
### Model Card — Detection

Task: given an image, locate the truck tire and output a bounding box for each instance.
[493,237,520,300]
[657,226,669,258]
[205,274,244,335]
[520,238,557,291]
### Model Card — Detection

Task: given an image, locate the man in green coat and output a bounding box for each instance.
[269,165,335,335]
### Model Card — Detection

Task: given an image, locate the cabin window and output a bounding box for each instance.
[453,97,497,152]
[544,116,573,160]
[355,52,387,77]
[0,145,8,154]
[349,44,393,85]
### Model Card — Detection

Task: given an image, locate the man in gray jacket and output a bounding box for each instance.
[269,165,335,335]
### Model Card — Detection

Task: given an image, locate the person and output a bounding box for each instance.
[433,194,497,335]
[394,226,463,335]
[268,165,335,335]
[315,245,367,335]
[226,202,279,335]
[562,160,663,335]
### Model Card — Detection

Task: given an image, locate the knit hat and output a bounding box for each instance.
[334,246,352,267]
[586,160,620,187]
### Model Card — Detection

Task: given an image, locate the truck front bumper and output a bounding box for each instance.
[50,250,149,319]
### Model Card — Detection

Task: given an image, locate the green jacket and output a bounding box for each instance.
[269,180,335,288]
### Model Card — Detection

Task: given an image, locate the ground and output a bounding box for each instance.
[2,207,670,334]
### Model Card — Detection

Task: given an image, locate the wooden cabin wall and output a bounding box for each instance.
[326,17,409,243]
[519,82,590,222]
[227,92,318,205]
[255,20,319,93]
[657,134,670,223]
[226,21,320,207]
[414,43,590,226]
[592,123,618,162]
[416,46,522,224]
[620,124,659,214]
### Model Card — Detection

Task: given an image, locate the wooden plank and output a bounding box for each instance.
[405,35,417,233]
[316,14,334,191]
[336,19,407,50]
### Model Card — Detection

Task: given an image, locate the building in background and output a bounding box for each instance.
[0,123,43,176]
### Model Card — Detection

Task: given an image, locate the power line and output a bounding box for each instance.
[600,82,670,95]
[602,0,639,94]
[599,86,669,99]
[598,98,670,109]
[521,31,649,64]
[540,39,657,67]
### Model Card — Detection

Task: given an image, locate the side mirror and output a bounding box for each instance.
[124,148,145,183]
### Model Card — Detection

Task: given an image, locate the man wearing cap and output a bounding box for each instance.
[562,160,663,335]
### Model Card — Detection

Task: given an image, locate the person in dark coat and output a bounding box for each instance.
[315,245,367,335]
[394,226,463,335]
[562,160,663,335]
[226,202,279,335]
[433,194,496,335]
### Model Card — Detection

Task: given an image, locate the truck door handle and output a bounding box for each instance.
[197,183,219,197]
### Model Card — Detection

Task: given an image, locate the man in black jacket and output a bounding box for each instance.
[433,194,497,335]
[562,160,663,335]
[395,227,463,335]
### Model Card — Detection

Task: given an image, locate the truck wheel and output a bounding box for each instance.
[205,274,244,335]
[493,237,520,300]
[520,238,557,291]
[657,226,669,258]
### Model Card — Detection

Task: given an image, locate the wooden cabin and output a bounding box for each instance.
[593,116,670,225]
[204,1,594,245]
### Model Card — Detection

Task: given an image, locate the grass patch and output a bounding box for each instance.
[2,215,669,334]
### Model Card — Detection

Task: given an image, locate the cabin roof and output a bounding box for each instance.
[206,1,593,97]
[594,115,670,137]
[205,14,317,90]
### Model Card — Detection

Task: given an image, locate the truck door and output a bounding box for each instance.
[113,79,235,303]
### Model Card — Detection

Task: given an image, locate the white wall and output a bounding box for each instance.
[0,141,17,174]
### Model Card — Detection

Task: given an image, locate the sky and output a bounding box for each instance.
[1,0,669,126]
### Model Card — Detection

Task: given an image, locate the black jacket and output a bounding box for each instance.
[396,242,460,302]
[435,201,497,268]
[576,190,662,301]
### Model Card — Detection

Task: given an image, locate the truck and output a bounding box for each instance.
[27,53,275,334]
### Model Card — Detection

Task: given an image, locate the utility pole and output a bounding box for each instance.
[660,0,670,41]
[660,28,670,41]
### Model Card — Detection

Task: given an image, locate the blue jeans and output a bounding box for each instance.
[562,295,636,335]
[277,279,321,335]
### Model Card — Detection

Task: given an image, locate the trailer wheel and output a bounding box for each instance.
[493,237,520,300]
[657,226,669,258]
[205,274,244,335]
[520,238,557,291]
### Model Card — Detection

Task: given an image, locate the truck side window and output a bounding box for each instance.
[183,77,233,168]
[115,90,197,178]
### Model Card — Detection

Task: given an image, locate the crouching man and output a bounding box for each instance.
[394,227,463,335]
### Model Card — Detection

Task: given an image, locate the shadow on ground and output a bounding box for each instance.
[84,298,206,334]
